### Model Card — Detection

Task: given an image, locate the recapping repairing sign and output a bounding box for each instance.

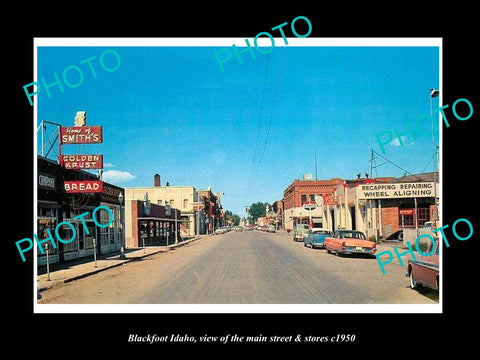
[358,182,435,199]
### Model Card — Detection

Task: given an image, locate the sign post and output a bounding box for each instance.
[59,112,105,193]
[193,202,205,235]
[303,201,317,228]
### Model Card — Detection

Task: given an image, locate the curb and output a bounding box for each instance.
[39,236,203,290]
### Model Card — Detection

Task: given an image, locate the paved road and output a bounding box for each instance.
[39,230,438,304]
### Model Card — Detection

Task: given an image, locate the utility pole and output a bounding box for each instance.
[430,88,439,228]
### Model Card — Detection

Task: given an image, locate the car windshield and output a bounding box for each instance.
[312,230,330,235]
[339,231,366,239]
[296,224,309,230]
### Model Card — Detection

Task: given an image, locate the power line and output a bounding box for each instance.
[372,150,424,181]
[248,49,288,192]
[246,53,269,196]
[251,53,269,166]
[257,48,288,165]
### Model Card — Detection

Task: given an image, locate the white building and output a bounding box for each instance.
[125,174,201,236]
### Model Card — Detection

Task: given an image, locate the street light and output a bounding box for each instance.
[118,192,126,260]
[430,88,439,228]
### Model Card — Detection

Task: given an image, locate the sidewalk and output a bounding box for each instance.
[37,236,205,293]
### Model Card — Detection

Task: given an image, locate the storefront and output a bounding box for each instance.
[37,156,124,266]
[357,181,438,238]
[37,158,62,265]
[99,183,124,254]
[332,173,439,239]
[126,199,181,248]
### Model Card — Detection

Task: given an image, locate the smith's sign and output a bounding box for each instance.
[60,126,103,144]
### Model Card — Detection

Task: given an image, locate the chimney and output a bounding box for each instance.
[154,174,161,187]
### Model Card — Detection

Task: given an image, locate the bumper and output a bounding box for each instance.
[340,246,376,255]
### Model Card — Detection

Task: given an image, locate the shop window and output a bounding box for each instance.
[100,224,109,246]
[398,208,430,227]
[417,208,430,226]
[62,224,78,252]
[399,213,414,227]
[36,221,58,255]
[150,221,155,237]
[38,205,56,218]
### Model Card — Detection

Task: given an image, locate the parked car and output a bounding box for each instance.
[267,225,275,233]
[384,229,403,241]
[324,230,376,256]
[214,227,225,235]
[235,226,243,231]
[406,240,439,292]
[293,224,310,242]
[304,228,332,248]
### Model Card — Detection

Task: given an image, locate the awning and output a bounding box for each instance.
[137,217,189,222]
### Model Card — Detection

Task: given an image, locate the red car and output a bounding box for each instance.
[324,230,376,256]
[406,240,439,292]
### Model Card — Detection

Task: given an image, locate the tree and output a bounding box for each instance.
[225,210,240,226]
[248,202,271,223]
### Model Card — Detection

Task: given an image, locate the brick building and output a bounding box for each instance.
[125,199,181,248]
[283,175,344,231]
[333,172,439,240]
[197,188,224,234]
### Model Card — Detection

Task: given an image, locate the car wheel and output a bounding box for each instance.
[304,242,307,247]
[410,273,418,289]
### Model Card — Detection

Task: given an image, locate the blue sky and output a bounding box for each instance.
[36,42,440,216]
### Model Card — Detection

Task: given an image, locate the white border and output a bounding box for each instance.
[33,37,442,314]
[34,37,442,47]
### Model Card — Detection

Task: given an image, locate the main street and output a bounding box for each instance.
[38,230,438,305]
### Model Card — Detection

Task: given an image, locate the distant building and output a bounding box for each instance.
[197,188,225,234]
[272,200,284,230]
[283,177,344,231]
[125,175,224,237]
[125,199,181,248]
[125,174,201,237]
